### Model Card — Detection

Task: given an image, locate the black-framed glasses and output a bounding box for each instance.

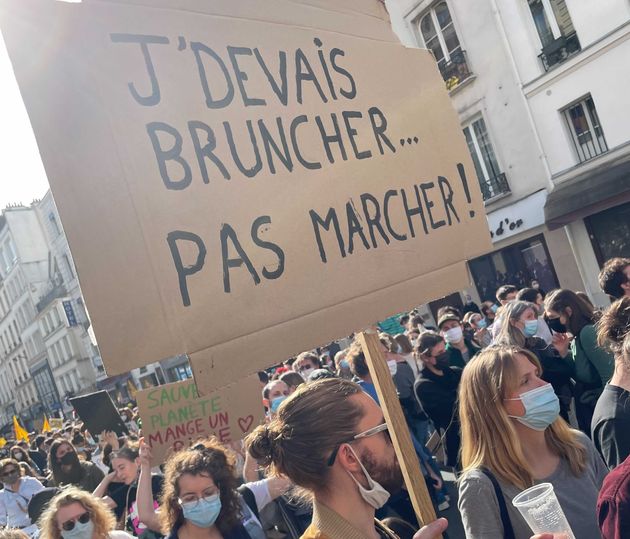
[61,512,91,531]
[326,422,390,466]
[0,468,18,477]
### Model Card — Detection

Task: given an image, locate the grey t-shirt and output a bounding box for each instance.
[458,431,607,539]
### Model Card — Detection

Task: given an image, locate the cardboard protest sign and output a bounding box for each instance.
[136,375,263,465]
[1,0,492,392]
[49,418,63,431]
[69,391,129,437]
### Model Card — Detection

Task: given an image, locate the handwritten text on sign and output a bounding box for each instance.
[137,375,264,465]
[0,1,491,380]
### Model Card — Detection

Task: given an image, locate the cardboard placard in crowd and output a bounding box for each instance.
[69,391,130,437]
[49,418,63,431]
[1,0,492,393]
[136,375,264,465]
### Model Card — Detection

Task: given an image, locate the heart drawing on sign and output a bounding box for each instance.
[238,415,254,433]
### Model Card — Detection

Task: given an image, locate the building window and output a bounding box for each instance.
[463,117,510,201]
[62,254,75,279]
[585,202,630,266]
[418,2,471,90]
[49,213,61,236]
[528,0,580,71]
[469,234,559,302]
[562,95,608,163]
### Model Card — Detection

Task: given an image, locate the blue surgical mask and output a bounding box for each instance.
[340,359,349,369]
[60,518,94,539]
[476,318,487,329]
[270,395,287,413]
[507,384,559,431]
[523,319,538,337]
[491,304,499,313]
[181,494,222,528]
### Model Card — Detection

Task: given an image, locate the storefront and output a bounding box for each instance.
[585,201,630,264]
[469,190,562,302]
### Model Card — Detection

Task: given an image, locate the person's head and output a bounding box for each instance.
[39,486,116,539]
[599,257,630,299]
[35,435,47,453]
[481,301,496,321]
[415,331,448,371]
[496,285,518,305]
[466,311,488,331]
[398,314,410,329]
[406,315,424,332]
[110,444,140,485]
[10,445,29,463]
[459,345,586,490]
[49,440,82,484]
[495,301,539,347]
[308,369,336,382]
[293,352,320,379]
[517,287,543,309]
[257,371,269,387]
[531,279,541,291]
[597,297,630,368]
[436,305,461,321]
[160,439,242,534]
[437,313,463,344]
[262,380,290,416]
[279,371,305,394]
[346,345,370,381]
[0,530,30,539]
[0,458,22,486]
[544,289,594,335]
[393,334,413,355]
[246,378,402,505]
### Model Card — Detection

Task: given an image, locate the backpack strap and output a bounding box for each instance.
[480,468,515,539]
[237,485,260,521]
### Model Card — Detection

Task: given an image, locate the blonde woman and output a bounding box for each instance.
[39,487,134,539]
[457,346,607,539]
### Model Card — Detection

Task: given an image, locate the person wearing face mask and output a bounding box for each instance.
[38,486,134,539]
[334,349,353,380]
[414,332,462,469]
[463,312,492,349]
[0,458,44,536]
[495,300,575,421]
[246,377,449,539]
[544,288,615,435]
[346,344,380,403]
[9,446,44,480]
[517,288,553,344]
[458,345,607,539]
[292,352,321,381]
[48,440,105,492]
[262,380,291,418]
[92,444,164,536]
[158,439,275,539]
[437,313,480,368]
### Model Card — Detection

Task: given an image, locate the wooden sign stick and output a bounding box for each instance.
[357,331,440,534]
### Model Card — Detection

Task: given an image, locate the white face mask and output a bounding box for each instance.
[300,367,315,379]
[443,326,463,344]
[387,360,398,376]
[345,445,391,509]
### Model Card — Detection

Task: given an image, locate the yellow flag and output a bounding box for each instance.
[42,415,51,433]
[13,416,29,443]
[0,437,6,448]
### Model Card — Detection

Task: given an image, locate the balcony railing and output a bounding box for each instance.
[539,32,581,72]
[438,50,473,91]
[36,283,67,313]
[479,173,510,202]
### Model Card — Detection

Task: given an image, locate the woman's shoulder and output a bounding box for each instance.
[458,468,495,493]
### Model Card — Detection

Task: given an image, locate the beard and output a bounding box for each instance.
[360,446,404,496]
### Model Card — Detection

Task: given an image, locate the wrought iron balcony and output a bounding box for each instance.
[438,50,473,91]
[539,32,581,72]
[479,173,510,202]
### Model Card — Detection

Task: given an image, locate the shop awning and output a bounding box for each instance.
[544,154,630,229]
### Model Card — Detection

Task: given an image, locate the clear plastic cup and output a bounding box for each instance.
[512,482,575,539]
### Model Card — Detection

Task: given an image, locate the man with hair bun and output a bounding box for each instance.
[245,378,448,539]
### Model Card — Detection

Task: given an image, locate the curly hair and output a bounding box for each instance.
[599,257,630,299]
[0,458,22,478]
[39,486,116,539]
[597,297,630,363]
[159,438,242,535]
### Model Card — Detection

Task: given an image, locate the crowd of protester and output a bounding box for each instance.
[0,257,629,538]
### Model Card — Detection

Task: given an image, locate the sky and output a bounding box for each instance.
[0,33,50,210]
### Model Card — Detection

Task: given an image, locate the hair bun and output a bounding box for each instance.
[245,424,276,468]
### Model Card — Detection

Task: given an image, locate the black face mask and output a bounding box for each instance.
[59,452,79,466]
[434,353,450,370]
[546,316,567,334]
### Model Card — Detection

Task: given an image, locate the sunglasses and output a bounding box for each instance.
[61,512,91,531]
[1,468,18,477]
[327,422,390,466]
